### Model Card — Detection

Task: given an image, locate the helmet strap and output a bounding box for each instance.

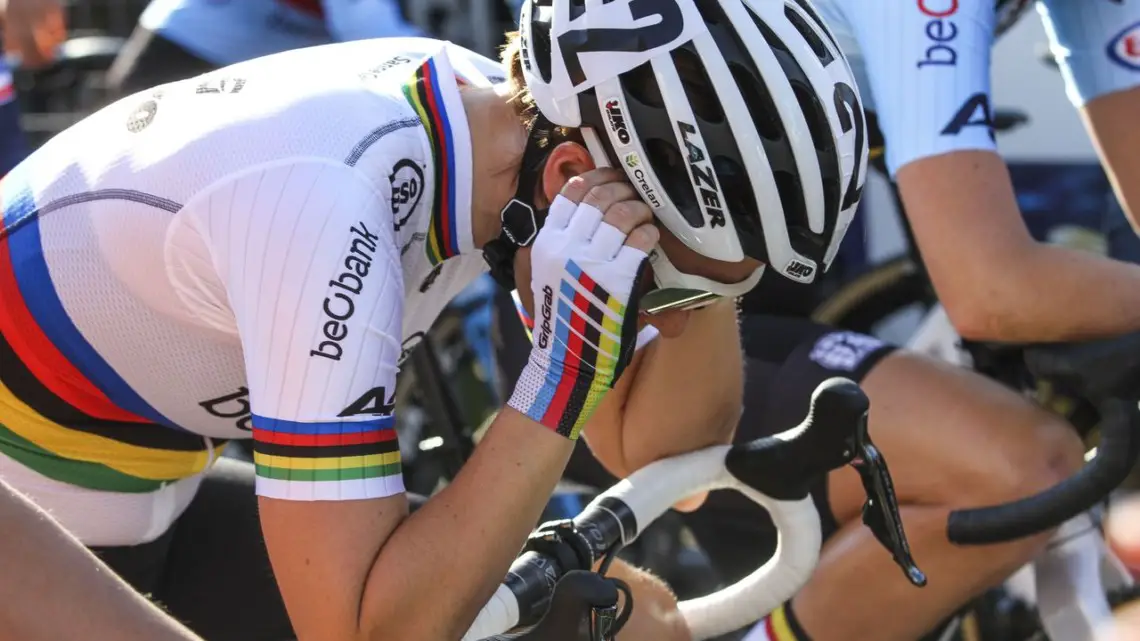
[483,113,553,289]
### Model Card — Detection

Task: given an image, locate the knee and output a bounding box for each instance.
[966,412,1085,509]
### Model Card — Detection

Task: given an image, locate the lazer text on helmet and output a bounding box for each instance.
[678,121,726,228]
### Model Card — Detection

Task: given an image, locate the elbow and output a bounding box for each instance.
[943,296,1007,342]
[936,243,1042,343]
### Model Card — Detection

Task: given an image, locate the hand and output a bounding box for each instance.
[3,0,66,69]
[507,168,658,440]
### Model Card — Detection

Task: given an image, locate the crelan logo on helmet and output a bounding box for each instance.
[623,152,663,210]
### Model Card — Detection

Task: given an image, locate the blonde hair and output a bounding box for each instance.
[499,31,584,149]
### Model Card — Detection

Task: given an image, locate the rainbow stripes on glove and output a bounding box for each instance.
[508,260,638,439]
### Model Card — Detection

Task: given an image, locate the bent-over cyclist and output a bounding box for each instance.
[0,1,867,639]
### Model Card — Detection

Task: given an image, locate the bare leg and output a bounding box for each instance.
[793,352,1085,641]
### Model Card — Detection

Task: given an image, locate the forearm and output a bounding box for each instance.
[953,242,1140,342]
[610,300,742,474]
[900,150,1140,343]
[358,408,573,640]
[0,481,203,641]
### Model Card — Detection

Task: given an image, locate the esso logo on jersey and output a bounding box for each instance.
[916,0,960,69]
[1107,21,1140,71]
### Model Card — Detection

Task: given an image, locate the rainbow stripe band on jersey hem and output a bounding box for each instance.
[0,169,218,492]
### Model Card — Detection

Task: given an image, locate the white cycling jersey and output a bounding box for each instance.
[0,38,511,545]
[139,0,423,66]
[810,0,1140,174]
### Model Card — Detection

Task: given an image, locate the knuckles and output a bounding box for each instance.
[582,182,636,210]
[602,199,652,231]
[558,168,625,203]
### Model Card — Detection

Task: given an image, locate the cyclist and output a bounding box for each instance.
[0,1,866,639]
[0,478,206,641]
[107,0,424,97]
[711,2,1140,641]
[107,0,512,406]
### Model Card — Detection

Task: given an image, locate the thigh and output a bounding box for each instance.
[825,349,1085,524]
[157,456,293,641]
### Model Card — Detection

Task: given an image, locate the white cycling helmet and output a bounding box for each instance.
[516,0,869,294]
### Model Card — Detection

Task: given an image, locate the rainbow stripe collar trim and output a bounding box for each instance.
[402,53,475,266]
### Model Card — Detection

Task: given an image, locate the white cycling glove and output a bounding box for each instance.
[507,194,650,440]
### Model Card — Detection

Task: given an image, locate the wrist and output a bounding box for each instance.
[507,350,612,440]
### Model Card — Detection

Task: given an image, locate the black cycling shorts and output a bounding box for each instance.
[561,314,896,585]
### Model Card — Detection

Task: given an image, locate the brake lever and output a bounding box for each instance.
[848,411,927,587]
[591,604,619,641]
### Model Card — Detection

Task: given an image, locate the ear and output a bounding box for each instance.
[539,141,595,206]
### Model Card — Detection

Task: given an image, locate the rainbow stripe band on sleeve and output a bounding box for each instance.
[251,414,403,501]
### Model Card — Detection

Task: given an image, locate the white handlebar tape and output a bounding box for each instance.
[462,444,823,640]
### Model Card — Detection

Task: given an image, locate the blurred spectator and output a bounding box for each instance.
[0,0,47,175]
[2,0,65,69]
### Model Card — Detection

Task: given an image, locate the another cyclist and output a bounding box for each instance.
[0,2,865,639]
[107,0,424,97]
[719,2,1140,641]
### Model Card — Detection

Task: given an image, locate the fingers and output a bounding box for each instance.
[559,168,626,203]
[581,181,638,211]
[554,167,656,263]
[543,192,578,230]
[564,201,603,238]
[583,222,626,260]
[623,224,659,254]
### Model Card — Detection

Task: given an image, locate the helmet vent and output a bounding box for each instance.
[785,0,841,55]
[729,62,781,141]
[791,81,831,154]
[621,63,665,109]
[672,47,725,124]
[780,5,834,66]
[644,137,705,228]
[712,156,766,260]
[530,21,554,83]
[774,169,809,235]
